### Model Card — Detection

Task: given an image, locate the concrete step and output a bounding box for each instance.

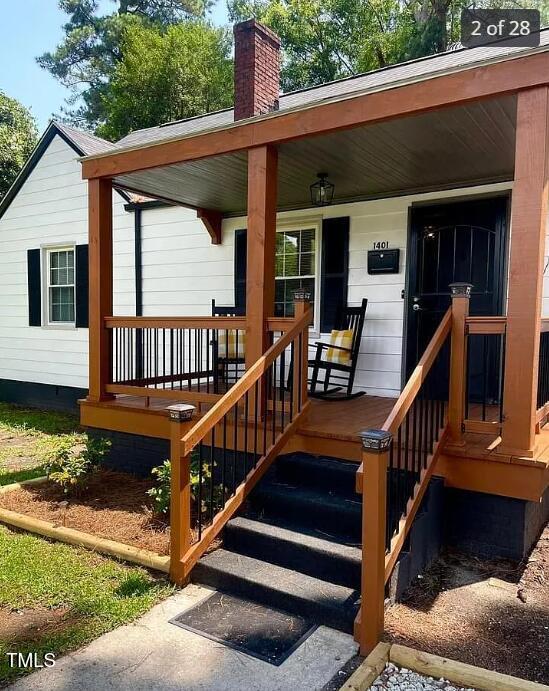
[193,549,360,634]
[249,479,362,541]
[275,453,358,498]
[224,516,361,589]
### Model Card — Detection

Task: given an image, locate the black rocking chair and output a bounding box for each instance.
[211,299,245,392]
[308,298,368,400]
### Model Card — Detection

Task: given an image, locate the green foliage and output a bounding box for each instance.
[38,0,214,132]
[46,437,111,495]
[147,459,172,515]
[0,402,79,436]
[0,92,38,200]
[229,0,549,92]
[147,452,218,517]
[97,21,233,140]
[0,525,171,685]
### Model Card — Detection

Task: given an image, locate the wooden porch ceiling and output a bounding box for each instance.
[113,95,516,215]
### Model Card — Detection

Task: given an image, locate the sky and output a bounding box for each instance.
[0,0,229,133]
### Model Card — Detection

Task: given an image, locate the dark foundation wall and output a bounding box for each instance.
[0,379,87,413]
[87,428,170,477]
[444,485,549,561]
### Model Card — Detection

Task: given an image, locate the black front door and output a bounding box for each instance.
[406,196,508,388]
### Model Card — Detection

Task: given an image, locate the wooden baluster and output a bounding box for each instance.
[447,282,472,447]
[357,429,391,656]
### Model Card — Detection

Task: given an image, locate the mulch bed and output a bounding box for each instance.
[0,470,170,555]
[384,524,549,684]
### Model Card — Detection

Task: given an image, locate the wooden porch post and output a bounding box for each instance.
[168,405,194,584]
[501,87,549,457]
[88,178,114,402]
[292,293,312,409]
[447,283,472,447]
[357,429,391,656]
[245,145,278,369]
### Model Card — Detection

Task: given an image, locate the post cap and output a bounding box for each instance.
[166,403,196,422]
[293,288,312,302]
[449,282,473,298]
[359,429,393,452]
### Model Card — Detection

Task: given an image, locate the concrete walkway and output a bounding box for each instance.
[10,584,358,691]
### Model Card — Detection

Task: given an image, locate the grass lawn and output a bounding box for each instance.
[0,403,83,485]
[0,525,173,685]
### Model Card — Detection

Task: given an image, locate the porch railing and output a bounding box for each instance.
[463,316,506,434]
[355,305,451,654]
[168,299,311,583]
[105,316,246,404]
[536,319,549,425]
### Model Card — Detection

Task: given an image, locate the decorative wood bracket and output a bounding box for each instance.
[197,208,222,245]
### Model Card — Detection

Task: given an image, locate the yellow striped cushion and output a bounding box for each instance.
[218,330,245,358]
[326,329,353,365]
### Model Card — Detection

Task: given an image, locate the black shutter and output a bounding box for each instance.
[320,217,349,332]
[75,244,89,328]
[234,229,247,312]
[27,249,41,326]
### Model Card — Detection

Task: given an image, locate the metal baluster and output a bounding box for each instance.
[197,442,203,540]
[209,428,216,524]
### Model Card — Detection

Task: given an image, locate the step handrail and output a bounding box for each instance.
[382,307,452,435]
[356,306,452,656]
[169,303,312,583]
[181,308,312,455]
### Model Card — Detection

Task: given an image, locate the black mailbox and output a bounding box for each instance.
[367,248,400,275]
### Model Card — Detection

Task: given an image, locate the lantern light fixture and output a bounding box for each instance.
[310,172,335,207]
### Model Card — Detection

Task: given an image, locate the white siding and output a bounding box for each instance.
[0,134,133,390]
[140,206,234,316]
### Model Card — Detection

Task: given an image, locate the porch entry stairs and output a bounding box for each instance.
[166,290,467,658]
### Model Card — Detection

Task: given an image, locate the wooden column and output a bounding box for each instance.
[168,406,194,584]
[357,429,391,656]
[501,87,549,457]
[245,145,278,369]
[88,178,114,402]
[447,283,472,447]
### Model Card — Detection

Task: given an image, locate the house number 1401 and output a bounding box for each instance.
[373,242,389,250]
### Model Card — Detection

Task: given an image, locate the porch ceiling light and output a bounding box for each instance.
[310,173,335,207]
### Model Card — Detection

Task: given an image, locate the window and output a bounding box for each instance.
[46,248,75,324]
[275,227,317,319]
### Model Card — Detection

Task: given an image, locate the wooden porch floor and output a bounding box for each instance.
[81,392,397,441]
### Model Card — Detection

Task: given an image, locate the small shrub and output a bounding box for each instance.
[147,460,171,516]
[47,437,111,496]
[148,452,216,517]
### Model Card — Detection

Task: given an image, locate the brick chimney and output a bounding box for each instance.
[233,19,281,121]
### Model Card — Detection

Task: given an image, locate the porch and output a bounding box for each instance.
[79,47,549,658]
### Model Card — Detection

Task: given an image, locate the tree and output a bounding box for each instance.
[0,92,38,200]
[97,22,233,140]
[38,0,213,130]
[229,0,549,92]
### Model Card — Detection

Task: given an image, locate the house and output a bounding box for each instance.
[1,19,549,655]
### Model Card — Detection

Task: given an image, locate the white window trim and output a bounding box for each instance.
[41,243,77,330]
[275,219,322,334]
